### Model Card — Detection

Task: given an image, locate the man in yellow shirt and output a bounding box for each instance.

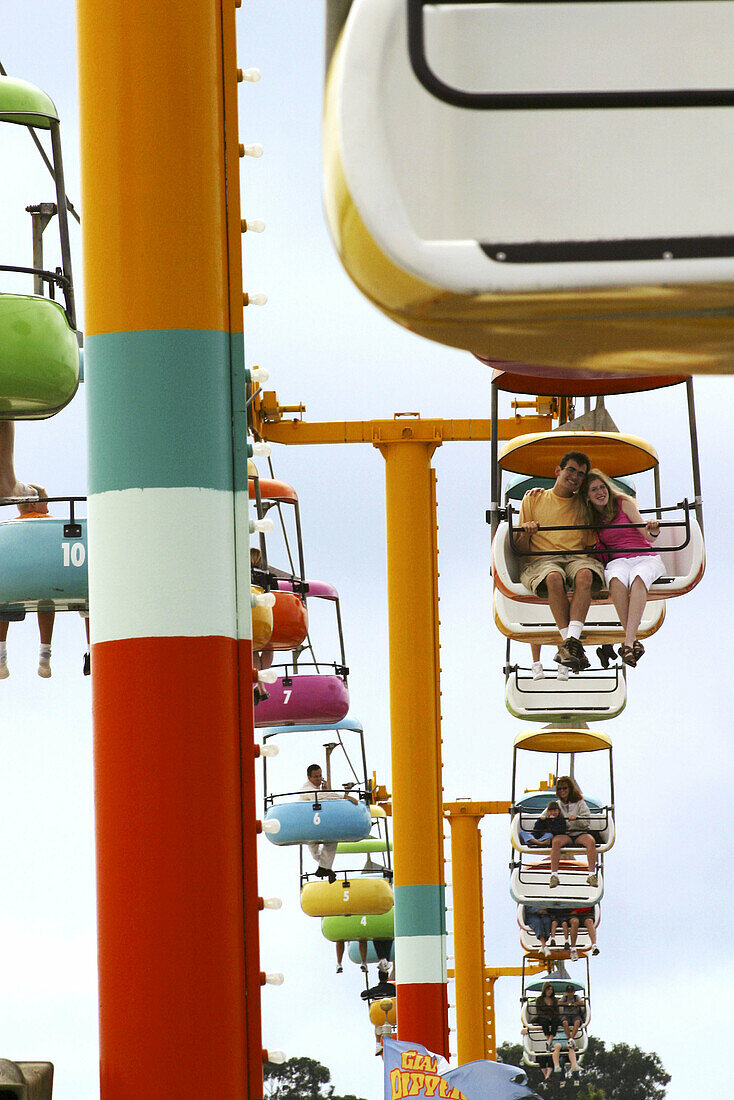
[515,452,604,672]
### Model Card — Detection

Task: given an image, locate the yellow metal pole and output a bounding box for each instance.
[375,439,449,1056]
[447,808,488,1063]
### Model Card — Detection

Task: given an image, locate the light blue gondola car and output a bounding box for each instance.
[264,797,372,847]
[0,517,88,615]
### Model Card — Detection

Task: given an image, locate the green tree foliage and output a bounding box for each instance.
[497,1035,670,1100]
[263,1055,366,1100]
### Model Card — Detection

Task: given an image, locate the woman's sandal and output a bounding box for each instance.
[632,640,645,662]
[620,645,637,668]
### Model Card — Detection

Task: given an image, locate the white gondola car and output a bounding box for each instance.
[324,0,734,374]
[511,804,614,858]
[492,429,706,608]
[509,726,613,907]
[493,509,705,603]
[522,1023,589,1064]
[522,983,590,1033]
[505,657,626,722]
[518,903,600,961]
[494,587,666,645]
[511,856,603,910]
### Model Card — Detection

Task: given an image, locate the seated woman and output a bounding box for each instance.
[533,982,560,1041]
[583,468,663,668]
[548,777,598,888]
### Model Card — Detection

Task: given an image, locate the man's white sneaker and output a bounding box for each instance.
[336,964,343,974]
[542,945,551,957]
[532,662,544,681]
[570,948,579,961]
[38,660,52,679]
[0,659,9,679]
[557,664,570,682]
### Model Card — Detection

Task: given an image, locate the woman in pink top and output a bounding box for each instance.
[583,469,664,667]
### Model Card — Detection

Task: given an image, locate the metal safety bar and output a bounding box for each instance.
[255,658,349,683]
[0,494,85,538]
[504,497,692,556]
[0,263,69,289]
[264,786,371,809]
[407,0,734,112]
[507,665,623,696]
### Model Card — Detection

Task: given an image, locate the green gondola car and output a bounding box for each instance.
[0,76,80,418]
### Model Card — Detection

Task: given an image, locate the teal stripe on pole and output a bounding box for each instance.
[394,884,447,937]
[86,330,235,494]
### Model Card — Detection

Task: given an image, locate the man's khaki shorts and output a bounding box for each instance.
[520,554,605,597]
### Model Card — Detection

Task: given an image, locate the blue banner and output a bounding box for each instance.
[383,1038,538,1100]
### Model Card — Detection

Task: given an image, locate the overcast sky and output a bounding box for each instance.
[1,3,732,1099]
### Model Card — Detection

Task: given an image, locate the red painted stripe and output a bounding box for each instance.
[238,638,264,1098]
[397,983,450,1058]
[92,636,256,1098]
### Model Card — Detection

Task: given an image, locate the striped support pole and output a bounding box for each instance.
[77,3,263,1097]
[375,441,449,1057]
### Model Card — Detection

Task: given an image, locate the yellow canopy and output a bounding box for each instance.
[514,728,612,753]
[499,431,658,477]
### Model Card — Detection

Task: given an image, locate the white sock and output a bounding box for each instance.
[39,644,51,661]
[560,628,569,641]
[0,643,6,661]
[567,621,583,640]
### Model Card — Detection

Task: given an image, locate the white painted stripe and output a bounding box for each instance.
[88,487,253,643]
[395,934,447,985]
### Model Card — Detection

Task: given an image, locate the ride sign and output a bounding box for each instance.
[383,1038,537,1100]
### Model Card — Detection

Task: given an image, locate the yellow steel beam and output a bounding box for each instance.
[444,800,511,817]
[252,392,552,445]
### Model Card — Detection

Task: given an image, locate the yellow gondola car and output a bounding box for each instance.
[301,875,394,918]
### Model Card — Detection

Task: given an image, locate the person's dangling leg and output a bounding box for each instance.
[37,608,55,678]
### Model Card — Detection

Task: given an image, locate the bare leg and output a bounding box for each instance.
[336,941,345,965]
[570,917,579,948]
[546,572,571,634]
[531,644,541,662]
[608,577,630,632]
[551,834,570,872]
[577,834,597,873]
[551,1042,561,1070]
[0,621,8,643]
[567,1048,578,1072]
[625,576,649,646]
[359,941,368,964]
[0,423,21,498]
[585,918,597,947]
[37,609,54,645]
[568,568,593,624]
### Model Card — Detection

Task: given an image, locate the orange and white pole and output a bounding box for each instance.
[77,2,263,1096]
